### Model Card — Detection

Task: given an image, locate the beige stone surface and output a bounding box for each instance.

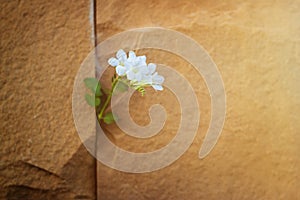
[96,0,300,199]
[1,0,300,199]
[1,0,95,199]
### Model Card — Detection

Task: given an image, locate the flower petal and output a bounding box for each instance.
[148,63,156,74]
[135,72,142,82]
[152,84,163,91]
[108,57,119,67]
[152,74,164,84]
[137,55,147,66]
[123,60,132,70]
[142,74,152,84]
[116,49,127,61]
[126,70,135,80]
[128,51,136,63]
[116,65,127,76]
[139,65,149,74]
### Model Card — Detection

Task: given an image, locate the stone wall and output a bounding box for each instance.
[1,0,95,199]
[96,0,300,200]
[1,0,300,199]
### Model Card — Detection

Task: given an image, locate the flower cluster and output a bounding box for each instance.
[108,49,164,91]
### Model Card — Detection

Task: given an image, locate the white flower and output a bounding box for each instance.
[151,71,165,91]
[108,49,127,76]
[125,52,149,82]
[129,63,164,91]
[108,49,164,91]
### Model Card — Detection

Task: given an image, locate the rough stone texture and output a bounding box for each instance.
[1,0,300,199]
[96,0,300,199]
[0,0,96,199]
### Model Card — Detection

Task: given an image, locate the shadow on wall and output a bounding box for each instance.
[2,144,95,200]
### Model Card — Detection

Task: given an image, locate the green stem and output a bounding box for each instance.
[98,76,119,120]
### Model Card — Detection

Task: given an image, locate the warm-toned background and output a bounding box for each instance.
[0,0,95,199]
[1,0,300,200]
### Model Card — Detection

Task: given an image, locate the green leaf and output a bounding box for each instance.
[103,112,116,124]
[114,80,129,93]
[85,94,101,107]
[84,77,98,90]
[84,78,102,96]
[95,85,102,97]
